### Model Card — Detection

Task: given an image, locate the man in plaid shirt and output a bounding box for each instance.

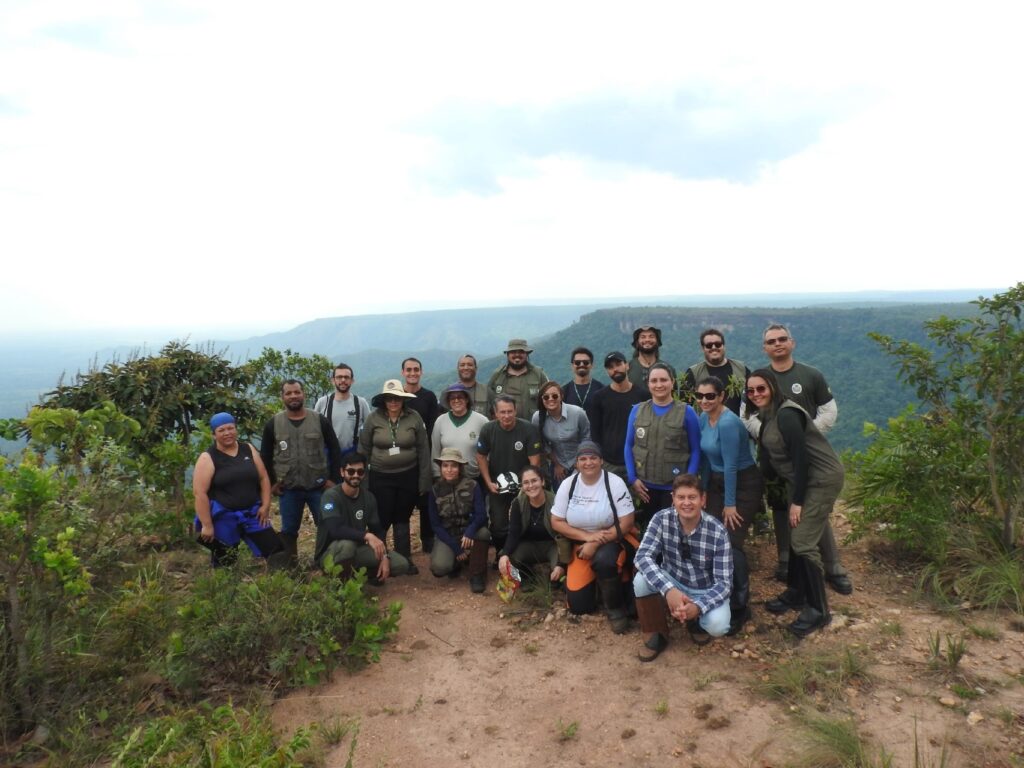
[633,474,733,661]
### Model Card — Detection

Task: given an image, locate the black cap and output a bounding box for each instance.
[603,351,627,367]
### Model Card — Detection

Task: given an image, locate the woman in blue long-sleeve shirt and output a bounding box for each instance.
[695,376,763,549]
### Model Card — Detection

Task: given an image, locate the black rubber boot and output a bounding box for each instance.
[635,594,669,662]
[788,558,831,638]
[727,547,752,636]
[467,540,489,594]
[766,548,804,614]
[598,577,629,634]
[279,533,299,569]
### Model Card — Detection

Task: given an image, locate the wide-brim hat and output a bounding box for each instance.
[435,447,468,464]
[441,383,473,409]
[504,338,533,353]
[632,325,663,349]
[371,379,417,408]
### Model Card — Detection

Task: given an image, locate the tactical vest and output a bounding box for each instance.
[760,402,844,489]
[272,412,329,489]
[631,401,691,486]
[687,358,748,388]
[432,476,478,534]
[488,365,548,419]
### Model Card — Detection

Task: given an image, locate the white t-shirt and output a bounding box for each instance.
[551,470,634,531]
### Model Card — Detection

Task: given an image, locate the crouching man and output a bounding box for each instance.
[633,474,732,660]
[314,452,410,583]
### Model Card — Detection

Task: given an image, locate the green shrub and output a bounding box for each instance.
[168,559,401,693]
[111,701,318,768]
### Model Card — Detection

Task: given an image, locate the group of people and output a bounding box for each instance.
[193,323,850,658]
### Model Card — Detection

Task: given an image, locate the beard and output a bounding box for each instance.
[507,359,527,371]
[610,371,627,384]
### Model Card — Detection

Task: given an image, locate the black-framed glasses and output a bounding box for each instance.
[694,392,720,401]
[344,468,366,476]
[703,341,723,350]
[745,385,769,395]
[572,359,591,366]
[764,335,790,346]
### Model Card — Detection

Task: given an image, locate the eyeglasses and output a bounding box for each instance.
[541,393,561,401]
[572,359,591,366]
[764,335,790,346]
[333,374,353,380]
[694,392,720,401]
[343,468,366,476]
[703,341,723,350]
[745,385,769,395]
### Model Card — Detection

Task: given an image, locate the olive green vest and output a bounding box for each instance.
[760,402,844,488]
[432,476,478,534]
[487,364,548,420]
[510,489,557,539]
[272,412,328,489]
[631,401,691,486]
[687,358,748,387]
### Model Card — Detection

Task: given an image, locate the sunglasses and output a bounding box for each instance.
[745,385,770,395]
[343,468,366,476]
[764,335,790,346]
[703,341,723,350]
[694,392,720,401]
[541,393,561,401]
[572,359,591,366]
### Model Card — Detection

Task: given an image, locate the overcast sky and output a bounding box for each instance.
[2,1,1021,338]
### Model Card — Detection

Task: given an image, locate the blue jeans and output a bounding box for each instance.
[633,570,731,637]
[278,487,323,536]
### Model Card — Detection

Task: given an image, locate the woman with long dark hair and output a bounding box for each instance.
[746,368,844,637]
[532,380,590,488]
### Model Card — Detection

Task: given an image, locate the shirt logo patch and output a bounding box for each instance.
[355,509,364,520]
[514,441,524,451]
[469,431,477,439]
[279,440,288,451]
[791,383,803,394]
[495,385,503,393]
[323,503,334,511]
[635,427,646,439]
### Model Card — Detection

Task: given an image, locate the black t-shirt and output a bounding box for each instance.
[589,384,650,465]
[476,419,542,478]
[407,388,440,435]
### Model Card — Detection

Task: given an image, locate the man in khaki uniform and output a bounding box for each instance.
[486,339,549,420]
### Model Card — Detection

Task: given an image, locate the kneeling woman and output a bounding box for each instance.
[193,412,286,569]
[498,465,569,584]
[550,441,638,633]
[746,368,845,637]
[427,448,491,593]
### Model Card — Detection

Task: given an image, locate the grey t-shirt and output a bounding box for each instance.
[314,394,371,452]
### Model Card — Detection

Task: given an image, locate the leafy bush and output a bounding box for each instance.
[111,702,318,768]
[168,559,402,693]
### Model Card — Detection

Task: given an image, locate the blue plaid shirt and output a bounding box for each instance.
[634,509,733,615]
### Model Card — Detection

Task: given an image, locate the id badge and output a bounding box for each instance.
[388,446,401,456]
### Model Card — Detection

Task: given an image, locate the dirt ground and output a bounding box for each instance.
[273,507,1024,768]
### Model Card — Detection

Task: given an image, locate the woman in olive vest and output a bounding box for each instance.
[624,363,701,528]
[746,368,844,638]
[359,380,432,575]
[498,465,568,584]
[426,448,491,593]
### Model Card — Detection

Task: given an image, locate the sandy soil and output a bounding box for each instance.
[274,509,1024,767]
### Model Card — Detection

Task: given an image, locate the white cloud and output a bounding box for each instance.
[1,1,1021,335]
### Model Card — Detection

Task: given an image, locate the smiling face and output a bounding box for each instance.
[213,422,238,449]
[575,452,603,481]
[695,383,723,414]
[457,356,477,383]
[332,367,353,394]
[342,462,366,489]
[672,482,705,528]
[520,467,545,501]
[539,382,562,414]
[745,375,773,411]
[647,367,674,403]
[439,460,462,482]
[701,334,725,366]
[402,360,422,387]
[637,329,659,353]
[447,392,469,417]
[506,349,528,371]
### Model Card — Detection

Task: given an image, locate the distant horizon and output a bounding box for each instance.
[1,287,998,348]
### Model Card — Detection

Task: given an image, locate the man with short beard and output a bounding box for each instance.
[314,451,410,582]
[589,351,649,483]
[260,379,344,565]
[456,354,491,417]
[486,339,549,420]
[313,363,371,455]
[402,357,440,553]
[562,346,604,424]
[681,329,749,416]
[628,325,676,390]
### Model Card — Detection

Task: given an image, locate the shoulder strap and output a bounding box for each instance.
[325,396,334,425]
[603,470,623,539]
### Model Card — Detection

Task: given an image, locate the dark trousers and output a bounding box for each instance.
[369,467,418,558]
